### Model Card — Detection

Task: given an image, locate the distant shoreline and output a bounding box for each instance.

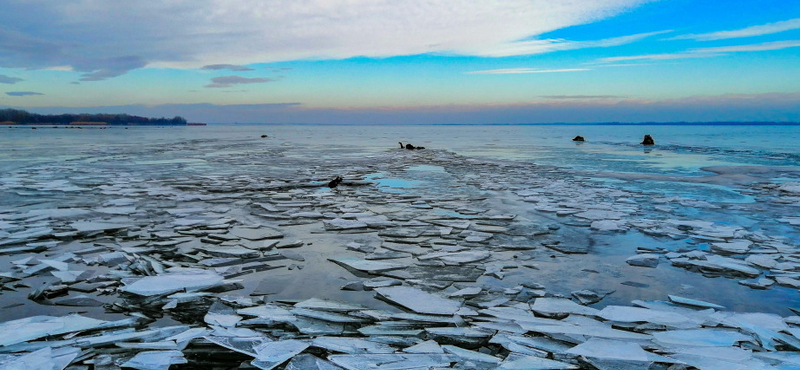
[208,121,800,126]
[0,108,197,126]
[3,121,798,127]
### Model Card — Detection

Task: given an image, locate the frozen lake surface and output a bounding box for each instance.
[1,124,799,369]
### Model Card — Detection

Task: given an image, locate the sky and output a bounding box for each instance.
[1,0,799,124]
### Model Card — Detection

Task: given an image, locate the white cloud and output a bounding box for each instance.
[672,17,800,41]
[468,68,589,75]
[692,40,800,53]
[598,53,708,63]
[476,30,670,57]
[0,0,648,78]
[598,40,800,63]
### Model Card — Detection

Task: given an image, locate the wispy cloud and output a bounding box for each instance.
[540,95,622,99]
[692,40,800,53]
[599,40,800,63]
[204,75,274,88]
[0,74,23,84]
[672,17,800,41]
[598,53,709,63]
[478,30,670,57]
[6,91,43,96]
[201,64,254,72]
[468,68,589,75]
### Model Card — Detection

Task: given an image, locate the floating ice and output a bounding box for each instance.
[324,218,369,230]
[251,339,310,370]
[120,270,225,296]
[530,297,599,317]
[284,354,345,370]
[653,329,752,347]
[69,221,129,233]
[497,354,578,370]
[295,298,367,312]
[329,257,407,274]
[230,226,284,240]
[403,339,444,354]
[625,254,659,268]
[442,344,500,364]
[375,286,462,315]
[121,350,187,370]
[668,295,725,310]
[0,346,79,370]
[0,314,107,347]
[311,337,395,354]
[598,305,700,328]
[328,354,454,370]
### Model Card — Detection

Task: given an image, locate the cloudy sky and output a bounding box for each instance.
[1,0,799,123]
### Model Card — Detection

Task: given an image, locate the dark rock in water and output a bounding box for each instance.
[261,134,268,138]
[572,136,585,142]
[641,134,655,145]
[328,176,343,188]
[399,142,425,150]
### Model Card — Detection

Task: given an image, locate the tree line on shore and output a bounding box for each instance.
[0,108,187,125]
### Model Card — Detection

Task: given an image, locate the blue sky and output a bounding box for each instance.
[1,0,799,123]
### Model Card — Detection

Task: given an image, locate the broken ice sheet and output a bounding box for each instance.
[328,354,454,370]
[295,298,368,312]
[120,270,225,296]
[653,329,753,347]
[421,250,491,265]
[497,354,578,370]
[121,350,187,370]
[230,226,284,240]
[238,304,297,324]
[442,344,500,364]
[329,257,408,274]
[375,286,462,315]
[324,218,369,230]
[425,327,496,347]
[625,254,660,268]
[403,339,444,354]
[204,336,271,357]
[566,338,677,364]
[597,305,701,329]
[285,354,346,370]
[0,346,80,370]
[204,301,243,327]
[518,319,652,342]
[0,314,108,346]
[529,297,599,317]
[667,295,725,310]
[69,220,130,234]
[292,308,368,324]
[251,339,310,370]
[311,337,395,354]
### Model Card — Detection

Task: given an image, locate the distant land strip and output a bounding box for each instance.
[0,108,193,126]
